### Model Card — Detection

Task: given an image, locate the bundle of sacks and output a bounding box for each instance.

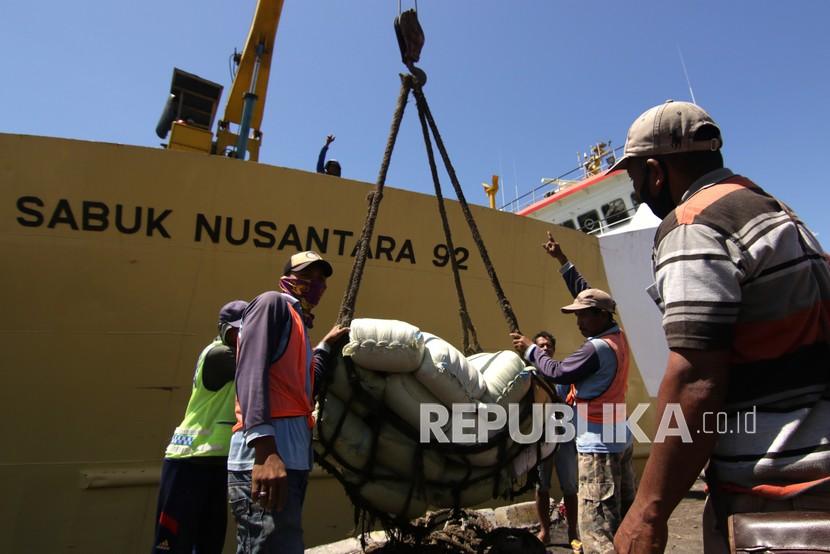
[313,318,557,520]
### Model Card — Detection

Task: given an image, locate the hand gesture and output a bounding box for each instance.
[322,324,350,347]
[510,332,532,353]
[542,231,568,264]
[325,134,336,146]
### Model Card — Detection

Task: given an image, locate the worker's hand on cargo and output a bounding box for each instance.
[325,134,336,145]
[542,231,568,265]
[251,437,288,512]
[613,509,668,554]
[323,324,350,347]
[510,332,531,353]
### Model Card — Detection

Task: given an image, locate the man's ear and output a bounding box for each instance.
[645,158,665,191]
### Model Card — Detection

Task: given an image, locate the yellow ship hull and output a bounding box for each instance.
[0,133,658,551]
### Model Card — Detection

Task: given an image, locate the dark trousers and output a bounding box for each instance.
[153,458,228,554]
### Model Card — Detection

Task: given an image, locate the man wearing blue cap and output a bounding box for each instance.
[153,299,249,554]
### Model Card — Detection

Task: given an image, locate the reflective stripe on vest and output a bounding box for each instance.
[572,330,630,424]
[233,302,314,433]
[165,338,237,458]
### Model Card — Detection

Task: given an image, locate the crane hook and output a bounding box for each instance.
[394,4,426,85]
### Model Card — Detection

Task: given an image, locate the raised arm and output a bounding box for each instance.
[316,145,328,173]
[317,134,335,173]
[543,230,591,297]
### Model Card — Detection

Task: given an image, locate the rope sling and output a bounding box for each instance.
[316,9,559,550]
[335,23,519,351]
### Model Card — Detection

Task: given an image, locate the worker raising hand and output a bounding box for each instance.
[542,231,568,265]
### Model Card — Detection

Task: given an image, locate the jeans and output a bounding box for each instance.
[227,469,309,554]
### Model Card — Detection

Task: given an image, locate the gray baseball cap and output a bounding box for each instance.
[609,100,722,171]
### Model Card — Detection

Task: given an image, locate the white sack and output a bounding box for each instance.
[316,395,447,482]
[326,356,387,417]
[342,318,425,372]
[413,333,487,406]
[471,350,532,406]
[384,373,447,434]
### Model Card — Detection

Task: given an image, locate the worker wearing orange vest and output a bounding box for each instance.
[227,251,349,554]
[511,231,636,554]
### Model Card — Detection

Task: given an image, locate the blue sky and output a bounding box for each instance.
[2,1,828,242]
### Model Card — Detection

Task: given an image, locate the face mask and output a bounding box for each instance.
[279,275,327,327]
[637,161,676,219]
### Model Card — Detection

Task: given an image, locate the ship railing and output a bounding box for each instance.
[500,145,625,214]
[583,204,639,236]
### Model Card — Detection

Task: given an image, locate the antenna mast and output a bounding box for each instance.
[677,45,697,105]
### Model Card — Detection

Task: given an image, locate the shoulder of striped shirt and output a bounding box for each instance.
[655,178,786,250]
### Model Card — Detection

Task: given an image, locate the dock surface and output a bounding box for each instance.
[308,480,706,553]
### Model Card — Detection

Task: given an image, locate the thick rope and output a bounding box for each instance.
[337,74,414,327]
[413,87,482,355]
[411,85,521,335]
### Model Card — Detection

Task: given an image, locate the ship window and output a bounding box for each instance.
[577,210,600,233]
[559,219,576,230]
[602,198,628,226]
[631,192,641,209]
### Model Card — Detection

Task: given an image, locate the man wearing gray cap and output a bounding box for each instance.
[227,251,349,554]
[611,101,830,553]
[512,231,635,553]
[153,300,248,554]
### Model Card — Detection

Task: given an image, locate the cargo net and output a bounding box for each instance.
[314,319,560,550]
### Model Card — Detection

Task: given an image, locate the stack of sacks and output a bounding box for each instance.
[314,318,556,520]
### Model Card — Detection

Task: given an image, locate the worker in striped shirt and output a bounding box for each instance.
[611,101,830,553]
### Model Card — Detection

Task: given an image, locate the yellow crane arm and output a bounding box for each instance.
[217,0,284,161]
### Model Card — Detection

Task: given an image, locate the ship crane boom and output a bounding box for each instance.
[157,0,284,162]
[217,0,284,161]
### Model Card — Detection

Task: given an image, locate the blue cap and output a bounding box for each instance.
[219,300,248,328]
